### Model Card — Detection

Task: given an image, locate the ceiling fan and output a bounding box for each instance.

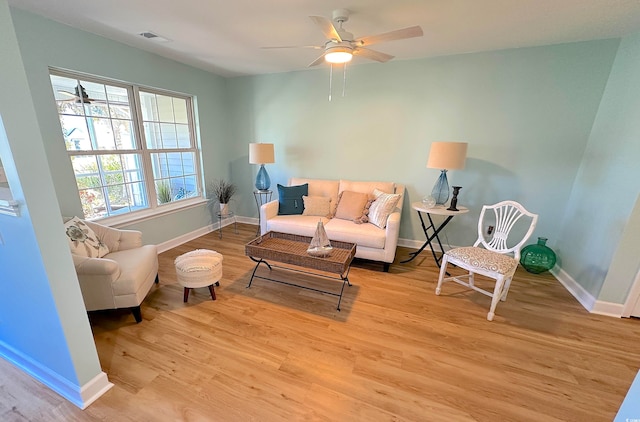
[264,9,424,67]
[57,84,101,104]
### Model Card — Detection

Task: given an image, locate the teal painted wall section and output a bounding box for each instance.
[0,0,101,393]
[226,40,618,248]
[10,9,231,243]
[558,32,640,302]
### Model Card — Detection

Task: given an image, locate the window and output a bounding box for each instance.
[49,71,201,220]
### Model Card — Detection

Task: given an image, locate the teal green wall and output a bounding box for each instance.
[10,9,232,245]
[226,41,619,249]
[0,0,101,401]
[558,32,640,302]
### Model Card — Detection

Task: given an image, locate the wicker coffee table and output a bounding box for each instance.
[245,231,357,311]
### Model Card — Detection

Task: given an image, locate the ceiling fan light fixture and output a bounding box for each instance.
[325,46,353,64]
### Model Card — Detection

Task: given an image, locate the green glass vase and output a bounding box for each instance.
[520,237,557,274]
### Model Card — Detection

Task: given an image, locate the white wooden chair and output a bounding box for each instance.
[435,200,538,321]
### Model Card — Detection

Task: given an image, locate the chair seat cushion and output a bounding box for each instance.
[106,245,159,296]
[446,247,518,275]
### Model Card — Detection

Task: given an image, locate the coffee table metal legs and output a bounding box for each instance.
[246,257,352,311]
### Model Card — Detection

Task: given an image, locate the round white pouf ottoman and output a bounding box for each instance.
[174,249,223,302]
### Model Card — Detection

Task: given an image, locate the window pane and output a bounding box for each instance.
[90,118,116,150]
[85,102,110,118]
[109,104,131,120]
[183,175,198,197]
[79,188,105,220]
[156,179,173,204]
[160,124,177,148]
[121,154,144,182]
[60,115,91,151]
[181,152,195,174]
[139,91,158,121]
[57,102,85,116]
[167,152,183,176]
[113,119,136,150]
[80,80,107,103]
[151,153,169,179]
[128,182,147,209]
[71,155,99,182]
[173,98,188,124]
[157,95,174,122]
[106,85,128,105]
[176,124,190,148]
[144,122,162,149]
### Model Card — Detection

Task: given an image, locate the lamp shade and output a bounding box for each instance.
[426,142,468,170]
[249,143,275,164]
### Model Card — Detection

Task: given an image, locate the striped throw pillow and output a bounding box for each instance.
[369,189,401,229]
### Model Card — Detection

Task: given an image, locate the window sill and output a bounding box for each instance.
[94,197,208,228]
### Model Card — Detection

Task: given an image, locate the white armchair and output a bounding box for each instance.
[70,220,159,323]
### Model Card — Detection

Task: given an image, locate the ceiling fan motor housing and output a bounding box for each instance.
[332,9,350,24]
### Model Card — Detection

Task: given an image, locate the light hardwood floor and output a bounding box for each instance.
[2,222,639,421]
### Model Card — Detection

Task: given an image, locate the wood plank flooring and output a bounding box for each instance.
[2,222,639,421]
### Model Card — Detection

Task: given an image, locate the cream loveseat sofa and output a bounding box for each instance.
[260,178,405,271]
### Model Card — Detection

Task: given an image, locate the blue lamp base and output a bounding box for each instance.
[431,169,450,205]
[255,164,271,191]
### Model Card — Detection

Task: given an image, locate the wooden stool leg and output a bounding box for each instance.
[208,284,217,301]
[183,287,190,302]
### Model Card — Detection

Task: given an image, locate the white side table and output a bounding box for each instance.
[402,203,469,266]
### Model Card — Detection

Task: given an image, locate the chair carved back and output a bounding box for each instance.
[473,200,538,261]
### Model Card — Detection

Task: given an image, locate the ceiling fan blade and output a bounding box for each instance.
[353,47,394,63]
[59,90,76,98]
[355,25,423,47]
[309,15,342,42]
[261,45,323,50]
[308,53,327,67]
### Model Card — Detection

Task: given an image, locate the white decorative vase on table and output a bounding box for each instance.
[219,203,229,217]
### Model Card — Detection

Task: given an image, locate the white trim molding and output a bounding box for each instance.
[0,341,113,409]
[591,301,624,318]
[550,267,597,311]
[155,218,259,253]
[550,266,626,317]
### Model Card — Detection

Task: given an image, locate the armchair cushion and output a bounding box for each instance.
[64,216,110,258]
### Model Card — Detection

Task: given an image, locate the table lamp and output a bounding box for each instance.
[426,141,468,205]
[249,143,275,191]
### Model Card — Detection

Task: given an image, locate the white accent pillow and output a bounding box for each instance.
[302,196,332,218]
[369,189,401,229]
[64,217,110,258]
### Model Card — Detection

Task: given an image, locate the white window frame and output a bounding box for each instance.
[50,69,205,226]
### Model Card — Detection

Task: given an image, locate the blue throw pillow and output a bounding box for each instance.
[277,183,308,215]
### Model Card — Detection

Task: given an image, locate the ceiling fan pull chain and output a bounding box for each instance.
[342,63,347,97]
[328,63,333,102]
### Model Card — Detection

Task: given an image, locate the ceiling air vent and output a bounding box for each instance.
[138,31,170,42]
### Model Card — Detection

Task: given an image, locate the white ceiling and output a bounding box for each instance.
[8,0,640,77]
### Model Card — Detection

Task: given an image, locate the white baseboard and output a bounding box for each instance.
[156,218,259,253]
[549,267,596,311]
[549,266,624,317]
[157,225,214,253]
[0,341,113,409]
[79,372,114,409]
[590,301,624,318]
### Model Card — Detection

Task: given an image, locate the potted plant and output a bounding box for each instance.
[207,179,237,216]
